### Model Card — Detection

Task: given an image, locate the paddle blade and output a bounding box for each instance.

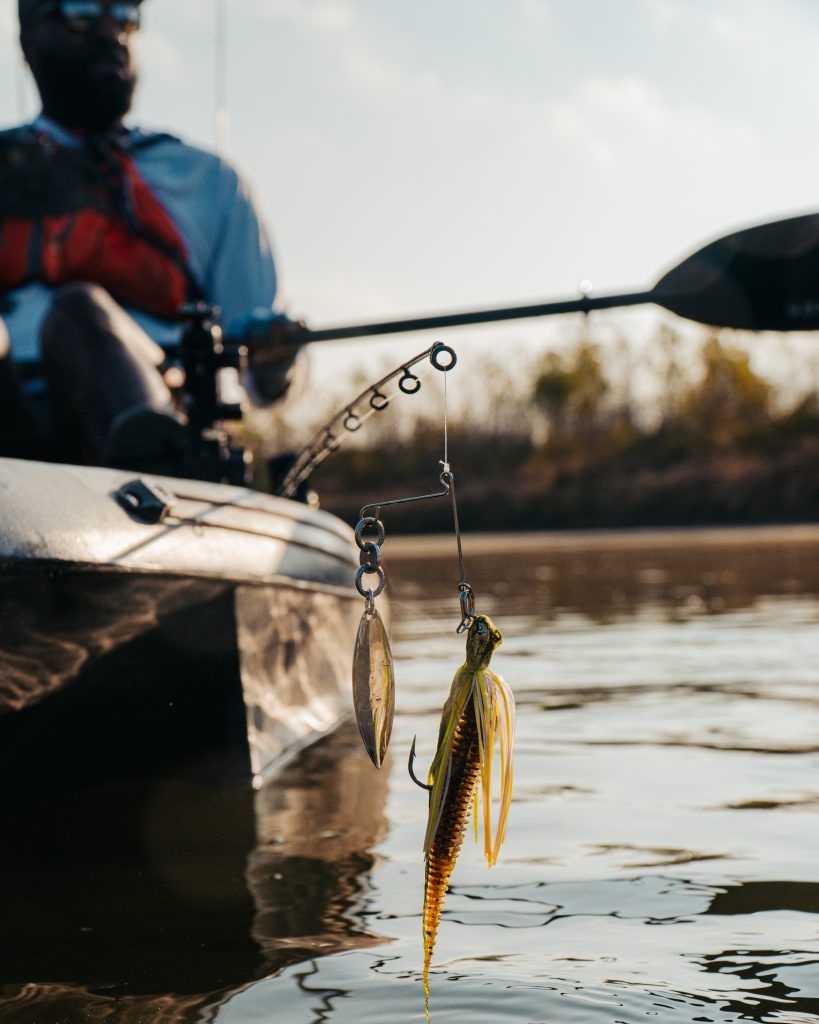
[651,212,819,331]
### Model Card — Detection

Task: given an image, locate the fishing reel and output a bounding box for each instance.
[173,301,250,486]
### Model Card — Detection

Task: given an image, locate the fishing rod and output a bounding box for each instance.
[303,211,819,342]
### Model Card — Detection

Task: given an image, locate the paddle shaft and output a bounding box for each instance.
[304,289,654,342]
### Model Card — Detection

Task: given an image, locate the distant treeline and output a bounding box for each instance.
[305,328,819,532]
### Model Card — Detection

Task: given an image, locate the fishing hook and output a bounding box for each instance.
[408,735,432,792]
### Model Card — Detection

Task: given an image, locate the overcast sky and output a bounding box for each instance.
[2,0,819,394]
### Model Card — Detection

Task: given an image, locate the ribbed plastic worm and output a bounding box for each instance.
[409,614,515,1021]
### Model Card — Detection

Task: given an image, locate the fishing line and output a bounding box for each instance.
[443,364,449,470]
[438,357,472,632]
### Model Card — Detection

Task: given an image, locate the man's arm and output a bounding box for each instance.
[205,165,278,327]
[206,164,305,403]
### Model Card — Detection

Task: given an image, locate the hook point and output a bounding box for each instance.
[408,736,432,791]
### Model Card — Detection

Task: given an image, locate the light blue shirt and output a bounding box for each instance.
[2,115,279,365]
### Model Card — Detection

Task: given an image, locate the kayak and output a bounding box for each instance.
[0,456,359,805]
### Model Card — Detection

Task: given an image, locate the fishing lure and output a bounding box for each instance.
[345,342,513,1017]
[410,613,515,1020]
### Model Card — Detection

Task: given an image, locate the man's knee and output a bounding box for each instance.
[42,282,117,354]
[48,281,114,315]
[42,282,165,368]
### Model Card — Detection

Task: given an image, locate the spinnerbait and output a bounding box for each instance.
[345,341,515,1021]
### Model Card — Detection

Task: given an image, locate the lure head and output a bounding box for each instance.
[465,614,502,671]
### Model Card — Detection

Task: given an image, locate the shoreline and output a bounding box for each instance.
[385,521,819,557]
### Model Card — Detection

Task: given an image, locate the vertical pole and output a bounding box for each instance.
[214,0,229,154]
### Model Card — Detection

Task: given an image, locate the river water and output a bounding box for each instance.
[2,526,819,1023]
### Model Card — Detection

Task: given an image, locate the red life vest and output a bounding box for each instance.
[0,128,198,320]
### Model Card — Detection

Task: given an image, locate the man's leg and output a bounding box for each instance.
[40,282,183,467]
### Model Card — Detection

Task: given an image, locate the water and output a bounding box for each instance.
[2,526,819,1024]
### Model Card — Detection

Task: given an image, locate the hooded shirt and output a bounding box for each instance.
[0,115,279,365]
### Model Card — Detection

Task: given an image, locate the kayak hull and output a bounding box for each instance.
[0,458,359,801]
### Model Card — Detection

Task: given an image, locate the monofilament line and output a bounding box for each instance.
[443,364,449,470]
[439,359,470,614]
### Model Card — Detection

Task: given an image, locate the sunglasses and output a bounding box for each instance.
[52,1,142,32]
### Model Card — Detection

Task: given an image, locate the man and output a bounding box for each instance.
[0,0,303,470]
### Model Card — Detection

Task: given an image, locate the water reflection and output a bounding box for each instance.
[387,526,819,626]
[368,527,819,1024]
[0,723,388,1024]
[698,949,819,1022]
[3,527,819,1023]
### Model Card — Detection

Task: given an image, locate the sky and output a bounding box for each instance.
[2,0,819,399]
